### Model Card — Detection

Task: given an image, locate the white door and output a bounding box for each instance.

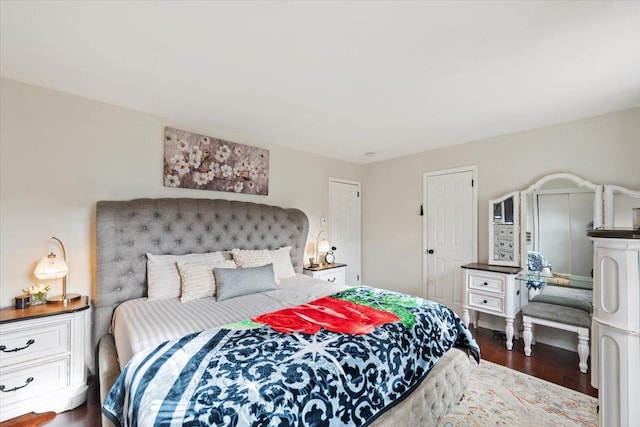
[329,179,361,285]
[423,167,476,316]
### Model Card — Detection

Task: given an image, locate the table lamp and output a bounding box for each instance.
[34,237,80,304]
[317,232,331,266]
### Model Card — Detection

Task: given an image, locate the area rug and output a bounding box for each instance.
[439,360,597,426]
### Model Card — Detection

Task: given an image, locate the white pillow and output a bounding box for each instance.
[177,259,236,302]
[146,251,226,300]
[269,246,296,280]
[231,248,271,268]
[231,248,280,283]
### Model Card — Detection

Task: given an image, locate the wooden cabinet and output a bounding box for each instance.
[0,297,89,421]
[303,263,347,286]
[588,230,639,427]
[462,263,522,350]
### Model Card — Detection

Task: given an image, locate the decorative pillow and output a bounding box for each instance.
[231,247,296,283]
[269,246,296,280]
[214,264,278,301]
[231,248,271,268]
[146,251,226,300]
[177,259,236,303]
[231,248,279,283]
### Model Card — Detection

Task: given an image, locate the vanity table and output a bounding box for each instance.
[461,263,522,350]
[481,173,638,425]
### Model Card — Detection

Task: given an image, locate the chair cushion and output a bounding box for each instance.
[529,294,592,313]
[522,302,591,328]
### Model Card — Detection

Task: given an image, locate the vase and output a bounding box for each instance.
[30,292,47,306]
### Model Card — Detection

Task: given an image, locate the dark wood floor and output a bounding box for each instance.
[4,326,597,426]
[473,326,597,398]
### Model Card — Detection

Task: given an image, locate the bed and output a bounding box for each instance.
[94,198,479,427]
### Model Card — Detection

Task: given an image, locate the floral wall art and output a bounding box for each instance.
[163,127,269,195]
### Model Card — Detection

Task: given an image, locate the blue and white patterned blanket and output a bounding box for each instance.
[103,287,480,427]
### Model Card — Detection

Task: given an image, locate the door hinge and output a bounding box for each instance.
[471,179,474,187]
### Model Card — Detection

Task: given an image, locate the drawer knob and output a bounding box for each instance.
[483,300,488,304]
[0,377,33,393]
[0,339,35,353]
[483,282,488,286]
[328,278,336,282]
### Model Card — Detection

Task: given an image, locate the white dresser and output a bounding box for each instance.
[462,263,523,350]
[588,229,640,427]
[0,297,89,421]
[303,263,347,286]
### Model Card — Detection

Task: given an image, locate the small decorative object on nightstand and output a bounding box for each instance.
[23,283,50,306]
[0,296,89,421]
[304,263,347,286]
[324,246,336,264]
[14,295,30,310]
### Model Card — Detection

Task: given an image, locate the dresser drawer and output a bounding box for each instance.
[0,321,69,366]
[468,272,505,295]
[494,225,514,238]
[495,249,515,261]
[496,238,514,251]
[314,268,346,285]
[468,292,504,314]
[0,357,69,406]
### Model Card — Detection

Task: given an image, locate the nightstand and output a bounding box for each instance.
[461,263,522,351]
[0,296,89,421]
[303,263,347,286]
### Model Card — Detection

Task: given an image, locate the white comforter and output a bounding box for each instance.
[111,274,346,368]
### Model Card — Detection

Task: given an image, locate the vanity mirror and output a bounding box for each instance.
[520,173,603,276]
[603,184,640,228]
[488,191,520,267]
[487,173,637,272]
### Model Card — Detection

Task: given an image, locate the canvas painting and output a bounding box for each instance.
[163,127,269,195]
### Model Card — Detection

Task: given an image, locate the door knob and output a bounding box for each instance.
[427,249,434,254]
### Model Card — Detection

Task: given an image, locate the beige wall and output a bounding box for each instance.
[0,78,363,309]
[362,108,640,297]
[2,76,639,311]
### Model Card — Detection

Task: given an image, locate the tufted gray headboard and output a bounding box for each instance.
[93,198,309,350]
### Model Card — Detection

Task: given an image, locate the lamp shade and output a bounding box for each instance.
[318,239,331,253]
[34,254,68,279]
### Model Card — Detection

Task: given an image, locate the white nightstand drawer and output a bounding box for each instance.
[0,321,69,366]
[468,292,504,314]
[315,269,346,285]
[304,265,347,286]
[0,297,88,421]
[468,273,505,294]
[0,357,69,405]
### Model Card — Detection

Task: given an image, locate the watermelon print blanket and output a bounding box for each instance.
[102,287,480,427]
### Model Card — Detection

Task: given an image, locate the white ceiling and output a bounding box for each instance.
[2,1,639,164]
